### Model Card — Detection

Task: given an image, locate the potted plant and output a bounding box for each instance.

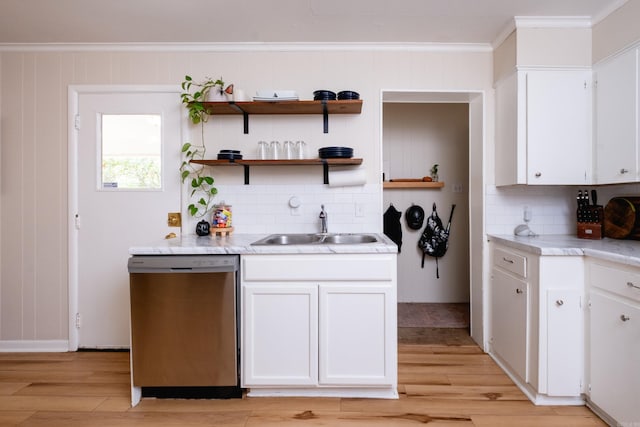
[180,75,223,220]
[180,142,218,218]
[180,75,226,124]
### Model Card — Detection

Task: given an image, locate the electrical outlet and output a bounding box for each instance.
[453,183,463,193]
[167,212,182,227]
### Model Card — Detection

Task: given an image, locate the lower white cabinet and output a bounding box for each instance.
[489,243,584,405]
[587,260,640,426]
[241,254,397,398]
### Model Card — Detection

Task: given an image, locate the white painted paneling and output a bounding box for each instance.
[0,47,492,344]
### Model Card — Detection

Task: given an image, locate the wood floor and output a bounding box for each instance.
[0,333,607,426]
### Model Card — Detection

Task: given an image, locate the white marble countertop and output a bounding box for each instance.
[129,233,398,255]
[488,234,640,268]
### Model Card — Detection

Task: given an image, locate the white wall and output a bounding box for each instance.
[0,46,493,342]
[382,103,469,303]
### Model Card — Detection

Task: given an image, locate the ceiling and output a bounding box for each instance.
[0,0,627,46]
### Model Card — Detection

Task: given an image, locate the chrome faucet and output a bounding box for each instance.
[319,204,328,234]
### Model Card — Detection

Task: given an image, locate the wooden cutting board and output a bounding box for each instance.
[604,197,640,239]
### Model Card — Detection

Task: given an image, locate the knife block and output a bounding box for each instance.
[577,205,604,240]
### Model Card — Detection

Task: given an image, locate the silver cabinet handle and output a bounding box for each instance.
[621,314,631,322]
[502,257,514,264]
[627,281,640,290]
[535,172,542,178]
[516,288,523,294]
[620,168,629,174]
[556,300,564,306]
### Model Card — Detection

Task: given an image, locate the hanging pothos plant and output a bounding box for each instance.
[179,75,220,218]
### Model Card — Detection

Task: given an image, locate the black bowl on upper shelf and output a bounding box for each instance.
[319,146,354,159]
[313,90,337,101]
[337,90,360,100]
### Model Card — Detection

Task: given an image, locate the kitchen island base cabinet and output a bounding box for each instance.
[241,254,398,399]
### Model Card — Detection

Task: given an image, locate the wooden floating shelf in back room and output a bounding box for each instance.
[383,181,445,189]
[198,99,363,133]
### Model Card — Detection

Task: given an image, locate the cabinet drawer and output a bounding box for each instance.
[243,254,396,282]
[590,262,640,302]
[494,248,527,278]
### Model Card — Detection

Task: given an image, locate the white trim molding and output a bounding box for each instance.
[0,340,70,352]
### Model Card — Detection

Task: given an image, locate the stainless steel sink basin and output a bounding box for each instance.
[321,234,378,244]
[251,233,378,245]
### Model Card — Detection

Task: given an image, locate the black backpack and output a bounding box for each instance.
[418,203,455,278]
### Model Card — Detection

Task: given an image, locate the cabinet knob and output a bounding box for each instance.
[620,168,629,174]
[516,288,523,294]
[620,314,631,322]
[627,281,640,290]
[534,172,542,178]
[556,300,564,306]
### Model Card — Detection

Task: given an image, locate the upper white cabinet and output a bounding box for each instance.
[594,47,639,184]
[495,69,592,186]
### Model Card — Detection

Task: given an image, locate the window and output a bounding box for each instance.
[100,114,162,190]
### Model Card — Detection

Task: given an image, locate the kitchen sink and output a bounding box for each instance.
[251,233,379,245]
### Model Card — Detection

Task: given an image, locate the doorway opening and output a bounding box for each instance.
[380,90,484,346]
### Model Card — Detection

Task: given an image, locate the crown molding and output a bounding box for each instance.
[0,41,493,53]
[514,16,592,29]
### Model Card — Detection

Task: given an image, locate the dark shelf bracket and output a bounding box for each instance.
[322,100,329,133]
[229,102,250,134]
[322,161,329,184]
[243,165,250,185]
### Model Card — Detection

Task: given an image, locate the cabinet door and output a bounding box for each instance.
[590,292,640,425]
[546,289,582,396]
[526,70,592,185]
[318,283,396,386]
[594,48,639,184]
[491,268,528,381]
[242,283,318,386]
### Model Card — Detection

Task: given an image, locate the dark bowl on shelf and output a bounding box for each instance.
[337,90,360,100]
[217,153,243,160]
[219,149,241,154]
[319,146,354,159]
[313,90,337,101]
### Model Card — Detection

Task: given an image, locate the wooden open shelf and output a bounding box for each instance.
[198,99,362,133]
[191,158,363,185]
[383,181,444,189]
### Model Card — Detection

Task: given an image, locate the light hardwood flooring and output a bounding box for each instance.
[0,336,606,426]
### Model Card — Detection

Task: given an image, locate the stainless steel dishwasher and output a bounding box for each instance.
[128,254,241,399]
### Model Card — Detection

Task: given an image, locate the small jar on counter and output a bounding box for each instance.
[212,204,232,228]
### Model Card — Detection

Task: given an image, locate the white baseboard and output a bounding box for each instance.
[0,340,70,352]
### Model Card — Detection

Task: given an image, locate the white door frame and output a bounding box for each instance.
[67,85,185,351]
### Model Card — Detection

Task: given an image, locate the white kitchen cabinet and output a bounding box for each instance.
[489,243,585,405]
[241,254,397,398]
[495,68,592,186]
[587,260,640,426]
[242,283,318,386]
[490,267,529,381]
[594,47,639,184]
[319,284,394,385]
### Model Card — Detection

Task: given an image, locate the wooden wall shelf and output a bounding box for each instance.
[199,99,362,133]
[383,181,444,189]
[191,158,363,185]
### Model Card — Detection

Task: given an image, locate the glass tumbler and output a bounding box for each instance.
[257,141,268,159]
[269,140,281,159]
[295,140,306,159]
[283,140,295,159]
